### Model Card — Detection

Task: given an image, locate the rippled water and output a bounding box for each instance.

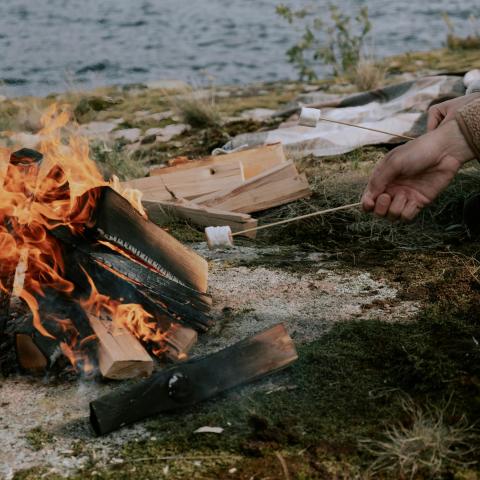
[0,0,478,96]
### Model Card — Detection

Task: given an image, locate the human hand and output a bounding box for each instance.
[362,120,474,221]
[427,93,480,131]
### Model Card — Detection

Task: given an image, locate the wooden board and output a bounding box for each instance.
[88,315,154,380]
[90,323,297,435]
[150,143,287,181]
[124,161,244,202]
[145,200,258,238]
[195,163,312,214]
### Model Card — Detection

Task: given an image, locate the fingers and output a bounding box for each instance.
[400,200,420,222]
[427,105,445,131]
[362,151,401,212]
[387,193,407,221]
[373,193,392,217]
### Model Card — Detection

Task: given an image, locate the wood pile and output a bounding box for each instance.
[124,143,312,238]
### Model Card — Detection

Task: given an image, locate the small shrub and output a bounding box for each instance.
[90,141,145,180]
[276,3,372,81]
[444,13,480,50]
[167,86,222,129]
[352,58,386,91]
[362,397,477,479]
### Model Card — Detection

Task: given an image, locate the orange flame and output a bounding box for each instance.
[0,104,169,371]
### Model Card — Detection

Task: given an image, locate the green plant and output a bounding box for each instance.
[276,3,372,81]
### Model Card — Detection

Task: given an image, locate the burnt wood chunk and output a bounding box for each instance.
[90,324,298,435]
[65,244,212,334]
[93,187,208,292]
[14,288,96,373]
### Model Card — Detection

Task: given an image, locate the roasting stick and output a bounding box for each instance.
[205,108,415,249]
[298,107,415,141]
[205,202,361,248]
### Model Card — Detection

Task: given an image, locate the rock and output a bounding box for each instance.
[78,121,117,140]
[144,127,164,137]
[145,80,189,91]
[112,128,142,143]
[152,124,190,143]
[240,108,276,121]
[144,111,174,122]
[134,110,151,118]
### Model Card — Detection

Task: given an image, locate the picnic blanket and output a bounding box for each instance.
[226,75,466,157]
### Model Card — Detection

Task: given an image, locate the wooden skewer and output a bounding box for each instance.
[316,116,415,141]
[232,202,362,237]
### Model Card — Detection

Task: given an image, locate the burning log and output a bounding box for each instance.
[90,324,297,435]
[0,148,43,333]
[14,288,96,373]
[93,187,208,293]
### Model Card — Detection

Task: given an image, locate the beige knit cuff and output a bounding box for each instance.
[456,99,480,159]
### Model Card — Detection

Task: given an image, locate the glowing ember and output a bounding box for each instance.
[0,104,169,372]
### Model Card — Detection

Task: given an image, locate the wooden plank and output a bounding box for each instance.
[145,199,258,238]
[150,143,287,180]
[196,163,312,214]
[90,323,297,435]
[88,315,154,380]
[124,161,244,202]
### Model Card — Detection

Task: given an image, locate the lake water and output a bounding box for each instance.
[0,0,478,97]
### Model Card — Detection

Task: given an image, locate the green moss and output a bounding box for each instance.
[25,427,54,452]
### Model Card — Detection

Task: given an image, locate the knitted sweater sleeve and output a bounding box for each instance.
[456,99,480,159]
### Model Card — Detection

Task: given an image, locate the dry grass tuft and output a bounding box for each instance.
[167,86,222,129]
[362,397,477,479]
[351,58,386,91]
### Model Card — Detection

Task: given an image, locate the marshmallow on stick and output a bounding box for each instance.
[205,226,234,249]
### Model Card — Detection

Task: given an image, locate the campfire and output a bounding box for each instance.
[1,105,298,435]
[1,104,211,378]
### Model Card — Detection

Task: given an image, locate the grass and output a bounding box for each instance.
[363,397,477,479]
[350,58,386,91]
[13,289,480,479]
[90,141,146,180]
[166,86,222,129]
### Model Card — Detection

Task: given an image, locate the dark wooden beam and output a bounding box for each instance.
[90,324,297,435]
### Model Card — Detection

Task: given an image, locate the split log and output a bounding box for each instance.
[92,187,208,293]
[90,323,297,435]
[0,148,43,333]
[195,162,312,214]
[124,160,244,202]
[164,326,197,362]
[144,199,258,238]
[149,143,287,180]
[88,315,154,380]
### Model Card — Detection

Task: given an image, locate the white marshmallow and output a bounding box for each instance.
[299,107,321,127]
[205,226,234,249]
[464,69,480,88]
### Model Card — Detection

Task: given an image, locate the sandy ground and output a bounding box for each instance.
[0,245,418,479]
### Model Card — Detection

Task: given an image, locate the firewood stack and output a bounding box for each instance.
[124,143,312,238]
